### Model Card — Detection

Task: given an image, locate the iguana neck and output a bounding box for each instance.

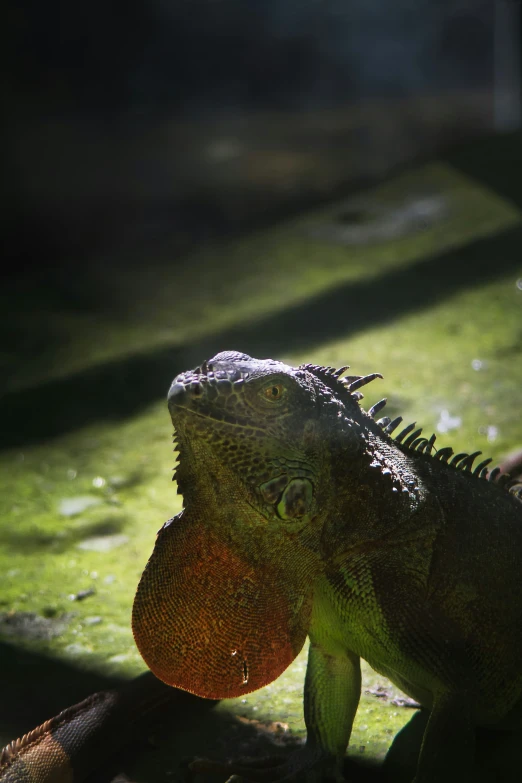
[321,422,432,556]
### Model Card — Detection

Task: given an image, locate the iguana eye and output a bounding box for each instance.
[263,383,285,402]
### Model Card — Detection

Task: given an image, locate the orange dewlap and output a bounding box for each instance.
[132,510,312,699]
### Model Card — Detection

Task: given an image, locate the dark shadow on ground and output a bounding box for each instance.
[2,637,518,781]
[1,222,521,450]
[0,640,128,740]
[0,641,214,781]
[0,639,383,782]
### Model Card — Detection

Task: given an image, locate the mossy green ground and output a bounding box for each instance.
[1,137,521,780]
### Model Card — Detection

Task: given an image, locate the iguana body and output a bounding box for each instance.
[3,351,522,782]
[133,352,522,782]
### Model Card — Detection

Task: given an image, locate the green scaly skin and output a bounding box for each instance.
[3,350,522,782]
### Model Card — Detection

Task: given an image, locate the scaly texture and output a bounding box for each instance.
[132,351,522,783]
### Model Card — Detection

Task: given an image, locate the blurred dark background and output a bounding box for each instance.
[2,0,520,275]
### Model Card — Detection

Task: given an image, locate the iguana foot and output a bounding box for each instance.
[190,747,345,783]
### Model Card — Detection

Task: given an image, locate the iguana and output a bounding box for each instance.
[2,350,522,783]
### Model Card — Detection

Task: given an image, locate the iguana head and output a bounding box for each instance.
[132,351,361,699]
[168,350,332,526]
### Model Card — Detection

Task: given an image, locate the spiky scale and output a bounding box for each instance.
[450,452,469,467]
[332,365,350,378]
[385,416,403,434]
[424,433,437,455]
[411,437,429,451]
[489,466,501,483]
[346,373,383,392]
[395,422,417,443]
[458,451,482,471]
[435,447,454,462]
[303,363,357,391]
[376,416,391,429]
[474,458,493,476]
[368,398,387,418]
[403,428,424,448]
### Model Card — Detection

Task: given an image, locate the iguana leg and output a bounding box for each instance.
[191,643,361,783]
[302,641,361,777]
[413,691,475,783]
